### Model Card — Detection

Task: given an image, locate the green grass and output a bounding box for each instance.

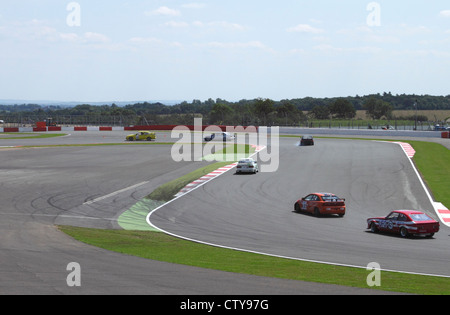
[202,143,256,162]
[407,141,450,208]
[0,133,67,139]
[59,226,450,295]
[58,138,450,294]
[117,144,253,229]
[148,144,254,201]
[146,161,234,202]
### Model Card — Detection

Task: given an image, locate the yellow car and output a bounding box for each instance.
[126,131,156,141]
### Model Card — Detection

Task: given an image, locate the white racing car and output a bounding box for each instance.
[235,158,259,174]
[204,132,235,142]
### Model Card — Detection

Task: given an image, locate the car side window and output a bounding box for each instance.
[387,213,399,220]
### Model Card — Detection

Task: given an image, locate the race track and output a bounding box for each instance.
[150,137,450,277]
[0,130,448,294]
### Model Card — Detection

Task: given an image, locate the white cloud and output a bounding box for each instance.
[208,21,245,31]
[288,48,306,54]
[0,20,111,46]
[59,32,81,43]
[84,32,110,43]
[128,37,183,50]
[58,32,111,45]
[145,6,181,16]
[170,41,184,48]
[192,21,204,27]
[287,24,324,34]
[439,10,450,18]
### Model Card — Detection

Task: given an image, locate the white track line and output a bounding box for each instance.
[83,181,149,205]
[384,141,450,227]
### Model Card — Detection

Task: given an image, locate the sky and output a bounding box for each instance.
[0,0,450,103]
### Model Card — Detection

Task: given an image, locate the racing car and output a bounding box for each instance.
[294,192,346,217]
[204,132,235,142]
[300,135,314,146]
[367,210,440,238]
[125,131,156,141]
[235,158,259,174]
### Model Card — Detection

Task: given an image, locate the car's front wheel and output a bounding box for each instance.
[370,222,378,233]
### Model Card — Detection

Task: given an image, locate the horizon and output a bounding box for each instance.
[1,91,450,108]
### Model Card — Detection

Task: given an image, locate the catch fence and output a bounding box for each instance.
[0,114,444,131]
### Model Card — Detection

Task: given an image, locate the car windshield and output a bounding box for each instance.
[410,213,433,221]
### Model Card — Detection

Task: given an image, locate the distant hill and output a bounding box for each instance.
[1,94,450,114]
[0,99,183,107]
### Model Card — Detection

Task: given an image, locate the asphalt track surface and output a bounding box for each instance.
[151,136,450,277]
[0,130,448,295]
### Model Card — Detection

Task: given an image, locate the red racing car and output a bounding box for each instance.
[294,193,346,217]
[367,210,440,238]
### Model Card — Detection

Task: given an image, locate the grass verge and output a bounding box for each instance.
[58,226,450,294]
[147,161,234,202]
[58,139,450,294]
[0,133,67,139]
[406,141,450,208]
[148,144,255,201]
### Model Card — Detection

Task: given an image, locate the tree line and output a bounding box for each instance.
[1,93,449,126]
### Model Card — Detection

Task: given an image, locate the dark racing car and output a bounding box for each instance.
[300,135,314,146]
[367,210,440,238]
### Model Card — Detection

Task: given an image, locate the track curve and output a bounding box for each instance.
[150,137,450,277]
[2,131,399,294]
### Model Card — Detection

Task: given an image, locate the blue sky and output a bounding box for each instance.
[1,1,450,103]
